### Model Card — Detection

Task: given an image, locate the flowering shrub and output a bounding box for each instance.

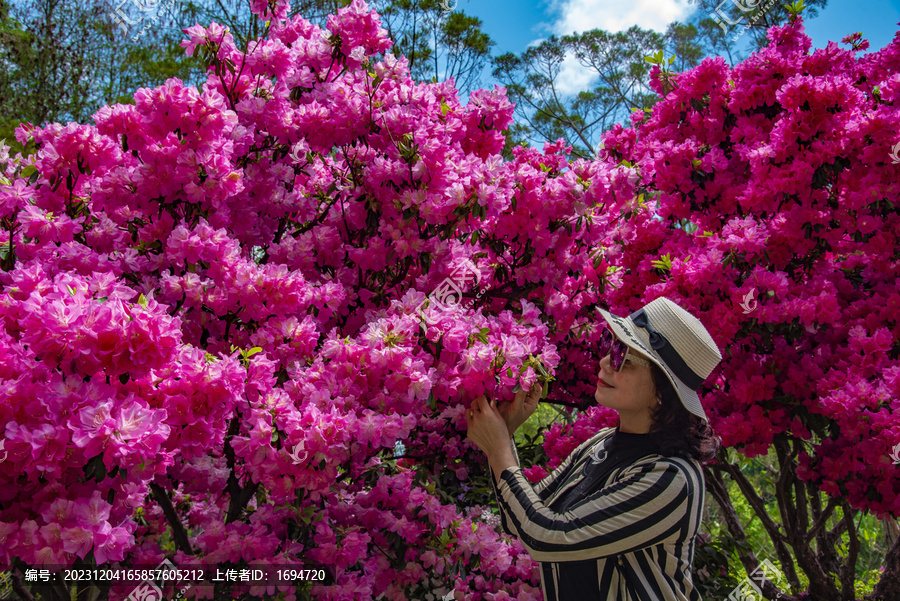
[567,16,900,601]
[598,16,900,516]
[0,1,634,598]
[1,0,898,598]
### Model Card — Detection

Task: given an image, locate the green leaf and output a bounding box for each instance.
[650,253,673,271]
[440,100,450,116]
[83,454,108,482]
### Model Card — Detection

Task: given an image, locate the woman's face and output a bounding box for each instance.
[594,343,659,432]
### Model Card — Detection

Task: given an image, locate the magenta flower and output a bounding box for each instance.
[69,401,115,459]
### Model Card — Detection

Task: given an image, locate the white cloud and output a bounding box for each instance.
[555,52,600,96]
[549,0,695,36]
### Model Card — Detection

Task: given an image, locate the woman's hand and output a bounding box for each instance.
[496,383,542,437]
[466,395,517,484]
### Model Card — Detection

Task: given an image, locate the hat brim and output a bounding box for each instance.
[597,307,709,422]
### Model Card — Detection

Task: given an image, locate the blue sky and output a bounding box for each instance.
[454,0,900,90]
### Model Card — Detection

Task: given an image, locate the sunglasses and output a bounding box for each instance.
[599,327,653,372]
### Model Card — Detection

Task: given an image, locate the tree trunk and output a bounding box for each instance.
[884,518,899,549]
[868,528,900,601]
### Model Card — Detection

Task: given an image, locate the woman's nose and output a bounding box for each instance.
[598,354,611,373]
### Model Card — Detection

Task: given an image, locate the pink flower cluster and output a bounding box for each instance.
[0,0,564,597]
[593,18,900,517]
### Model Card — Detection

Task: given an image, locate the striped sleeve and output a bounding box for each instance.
[494,458,699,563]
[489,428,613,536]
[489,438,520,537]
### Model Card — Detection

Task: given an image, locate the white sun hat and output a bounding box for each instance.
[597,296,722,421]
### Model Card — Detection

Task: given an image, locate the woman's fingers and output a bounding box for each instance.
[468,395,496,420]
[468,395,484,415]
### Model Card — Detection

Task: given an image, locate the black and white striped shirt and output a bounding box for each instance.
[490,427,705,601]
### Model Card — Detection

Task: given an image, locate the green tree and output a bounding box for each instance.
[491,1,832,155]
[0,0,205,149]
[492,27,664,158]
[0,0,107,140]
[375,0,493,95]
[664,21,705,72]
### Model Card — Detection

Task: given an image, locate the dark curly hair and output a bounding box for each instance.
[647,363,720,463]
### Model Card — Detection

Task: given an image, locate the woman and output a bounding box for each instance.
[466,296,722,601]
